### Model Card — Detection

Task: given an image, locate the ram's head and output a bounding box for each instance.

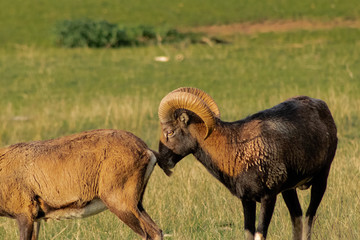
[157,87,220,173]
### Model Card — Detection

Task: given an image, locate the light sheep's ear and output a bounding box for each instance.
[179,112,189,125]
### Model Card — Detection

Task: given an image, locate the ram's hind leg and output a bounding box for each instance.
[282,189,303,240]
[303,169,330,240]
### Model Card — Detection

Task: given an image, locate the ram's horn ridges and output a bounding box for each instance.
[171,87,221,118]
[158,91,215,139]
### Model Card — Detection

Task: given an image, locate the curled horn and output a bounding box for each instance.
[171,87,220,118]
[158,91,216,139]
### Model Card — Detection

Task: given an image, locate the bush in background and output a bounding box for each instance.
[54,19,206,48]
[54,19,126,48]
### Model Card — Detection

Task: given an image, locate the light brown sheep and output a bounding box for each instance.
[0,129,163,240]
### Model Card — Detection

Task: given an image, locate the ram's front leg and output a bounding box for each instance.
[255,194,277,240]
[242,199,256,240]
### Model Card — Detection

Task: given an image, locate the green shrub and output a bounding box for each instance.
[163,29,204,44]
[54,19,131,48]
[54,19,209,48]
[124,25,157,45]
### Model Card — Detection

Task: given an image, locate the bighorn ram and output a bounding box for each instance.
[0,129,163,240]
[157,87,337,240]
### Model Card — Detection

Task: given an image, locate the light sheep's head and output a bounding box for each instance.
[157,87,220,173]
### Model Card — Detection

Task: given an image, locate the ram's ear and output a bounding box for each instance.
[179,112,190,125]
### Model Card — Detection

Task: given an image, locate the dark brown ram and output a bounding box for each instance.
[157,87,337,240]
[0,129,163,240]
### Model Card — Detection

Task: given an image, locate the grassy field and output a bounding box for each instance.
[0,0,360,239]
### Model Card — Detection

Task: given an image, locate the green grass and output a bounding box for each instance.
[0,27,359,239]
[0,0,359,239]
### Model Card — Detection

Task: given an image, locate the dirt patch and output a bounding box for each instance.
[185,19,360,36]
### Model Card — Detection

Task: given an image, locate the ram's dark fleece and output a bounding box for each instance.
[0,129,163,240]
[157,87,337,240]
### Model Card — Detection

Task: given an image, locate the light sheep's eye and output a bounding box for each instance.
[167,130,174,137]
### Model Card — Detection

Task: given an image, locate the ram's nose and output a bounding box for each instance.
[161,167,173,177]
[151,150,174,177]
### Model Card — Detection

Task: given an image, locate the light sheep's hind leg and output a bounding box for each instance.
[31,221,40,240]
[99,150,161,239]
[137,150,163,239]
[103,193,162,240]
[137,189,163,238]
[108,204,147,238]
[101,172,162,240]
[137,201,163,240]
[282,189,303,240]
[17,214,35,240]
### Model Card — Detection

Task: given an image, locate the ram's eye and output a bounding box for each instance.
[167,130,175,137]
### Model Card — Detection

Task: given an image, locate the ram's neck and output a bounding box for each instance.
[193,121,243,179]
[194,119,267,183]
